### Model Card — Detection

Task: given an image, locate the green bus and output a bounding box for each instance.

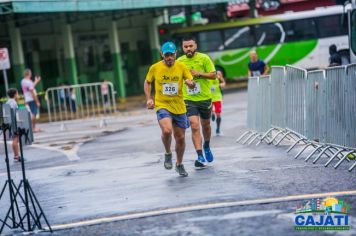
[170,5,349,80]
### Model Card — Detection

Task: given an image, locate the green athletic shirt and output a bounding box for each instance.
[210,78,223,102]
[178,52,216,102]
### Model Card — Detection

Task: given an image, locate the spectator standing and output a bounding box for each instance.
[248,50,270,77]
[21,69,41,132]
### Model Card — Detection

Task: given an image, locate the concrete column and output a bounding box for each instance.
[8,22,25,84]
[32,51,43,92]
[62,23,78,85]
[148,17,162,63]
[109,20,126,100]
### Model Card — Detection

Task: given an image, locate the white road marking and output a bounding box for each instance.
[49,190,356,231]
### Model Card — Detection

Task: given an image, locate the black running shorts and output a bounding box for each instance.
[185,99,212,120]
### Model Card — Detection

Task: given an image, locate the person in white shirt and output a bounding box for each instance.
[21,69,41,132]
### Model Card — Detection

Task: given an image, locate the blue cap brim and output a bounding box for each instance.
[162,50,176,54]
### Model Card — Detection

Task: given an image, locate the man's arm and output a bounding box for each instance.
[30,90,40,107]
[263,63,270,75]
[144,80,154,109]
[190,70,216,80]
[182,64,196,88]
[34,76,41,86]
[218,73,226,87]
[190,54,216,80]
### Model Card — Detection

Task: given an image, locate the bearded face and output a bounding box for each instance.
[182,40,197,58]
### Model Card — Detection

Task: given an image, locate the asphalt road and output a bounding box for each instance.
[0,89,355,236]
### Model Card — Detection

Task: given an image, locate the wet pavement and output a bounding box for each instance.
[0,90,355,236]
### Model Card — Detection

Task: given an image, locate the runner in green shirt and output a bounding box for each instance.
[211,70,225,136]
[178,36,216,168]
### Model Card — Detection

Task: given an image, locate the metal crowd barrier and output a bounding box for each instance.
[45,82,117,122]
[345,64,356,148]
[325,66,346,146]
[270,66,286,128]
[247,77,258,132]
[305,70,326,142]
[237,77,260,144]
[237,64,356,172]
[258,75,272,134]
[285,65,307,136]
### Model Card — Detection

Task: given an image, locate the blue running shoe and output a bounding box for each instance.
[194,155,207,168]
[204,146,214,162]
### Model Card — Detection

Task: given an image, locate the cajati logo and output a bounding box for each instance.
[294,197,350,231]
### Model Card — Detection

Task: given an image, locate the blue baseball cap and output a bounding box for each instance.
[161,42,176,54]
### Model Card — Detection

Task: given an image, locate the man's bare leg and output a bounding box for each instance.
[189,115,202,151]
[158,117,173,154]
[201,118,211,142]
[173,125,185,165]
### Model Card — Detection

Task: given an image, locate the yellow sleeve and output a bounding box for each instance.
[182,64,193,81]
[145,65,155,82]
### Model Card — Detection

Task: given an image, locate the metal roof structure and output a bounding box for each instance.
[0,0,231,14]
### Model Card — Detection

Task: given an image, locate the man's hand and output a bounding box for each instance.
[35,76,41,83]
[190,70,201,77]
[146,98,154,109]
[36,101,40,108]
[185,80,196,89]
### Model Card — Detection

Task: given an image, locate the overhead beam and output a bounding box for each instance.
[9,0,229,13]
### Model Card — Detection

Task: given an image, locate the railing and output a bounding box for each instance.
[45,82,117,122]
[238,64,356,172]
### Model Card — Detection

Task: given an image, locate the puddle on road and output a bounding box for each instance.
[60,169,96,177]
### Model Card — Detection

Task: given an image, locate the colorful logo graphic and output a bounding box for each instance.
[294,197,350,231]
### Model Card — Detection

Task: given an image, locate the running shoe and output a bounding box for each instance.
[194,155,207,168]
[164,153,173,169]
[203,146,214,163]
[175,164,188,177]
[216,130,223,136]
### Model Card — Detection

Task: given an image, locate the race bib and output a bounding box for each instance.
[187,82,201,95]
[162,83,178,96]
[252,71,261,76]
[210,86,216,93]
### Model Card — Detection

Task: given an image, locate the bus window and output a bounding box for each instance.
[197,30,223,52]
[223,26,255,50]
[315,15,347,38]
[283,19,317,42]
[254,23,282,45]
[351,10,356,56]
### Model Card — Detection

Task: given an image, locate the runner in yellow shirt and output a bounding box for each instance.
[144,41,195,177]
[178,36,216,168]
[211,70,225,136]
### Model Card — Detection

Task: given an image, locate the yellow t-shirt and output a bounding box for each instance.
[145,61,193,114]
